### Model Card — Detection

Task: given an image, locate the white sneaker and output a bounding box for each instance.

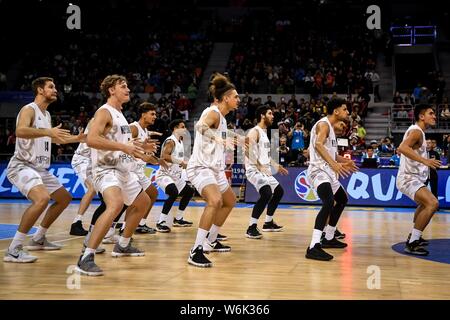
[3,245,38,263]
[102,234,120,244]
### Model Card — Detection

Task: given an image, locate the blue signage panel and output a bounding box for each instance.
[245,167,450,208]
[0,163,168,200]
[231,164,246,186]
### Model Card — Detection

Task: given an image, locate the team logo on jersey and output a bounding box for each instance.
[120,125,131,134]
[295,170,319,202]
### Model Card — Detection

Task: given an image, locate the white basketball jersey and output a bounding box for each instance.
[130,121,148,173]
[74,126,90,158]
[398,124,429,182]
[188,105,227,171]
[308,117,337,171]
[91,104,134,173]
[245,125,271,172]
[158,135,184,178]
[12,102,52,169]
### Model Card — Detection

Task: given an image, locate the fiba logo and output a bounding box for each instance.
[295,170,319,202]
[144,166,158,182]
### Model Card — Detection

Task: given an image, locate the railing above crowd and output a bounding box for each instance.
[390,104,450,129]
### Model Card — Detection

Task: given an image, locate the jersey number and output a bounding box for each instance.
[45,141,49,152]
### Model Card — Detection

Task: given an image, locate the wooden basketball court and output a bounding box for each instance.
[0,201,449,300]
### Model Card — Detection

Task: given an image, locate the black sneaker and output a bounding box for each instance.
[70,221,88,236]
[173,218,193,227]
[203,240,231,253]
[135,224,157,234]
[187,245,212,268]
[321,237,348,248]
[305,243,334,261]
[404,240,429,256]
[335,229,346,240]
[407,233,429,246]
[216,233,228,241]
[246,224,263,239]
[262,221,283,232]
[156,222,171,233]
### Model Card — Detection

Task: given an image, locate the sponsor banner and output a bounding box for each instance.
[0,163,168,200]
[245,167,450,208]
[231,164,246,186]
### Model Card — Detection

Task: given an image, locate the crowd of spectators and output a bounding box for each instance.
[225,10,386,99]
[391,74,448,129]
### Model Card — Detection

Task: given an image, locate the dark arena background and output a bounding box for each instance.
[0,0,450,313]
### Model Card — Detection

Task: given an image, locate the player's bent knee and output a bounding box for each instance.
[208,198,223,209]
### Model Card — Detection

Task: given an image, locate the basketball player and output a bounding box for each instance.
[397,104,440,255]
[305,98,358,261]
[186,73,240,267]
[155,119,195,232]
[4,77,83,263]
[127,102,165,234]
[70,119,95,236]
[75,75,150,276]
[245,105,288,239]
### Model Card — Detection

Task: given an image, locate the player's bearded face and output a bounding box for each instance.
[43,81,58,102]
[265,111,274,126]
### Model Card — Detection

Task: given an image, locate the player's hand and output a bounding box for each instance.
[143,138,159,153]
[123,140,145,158]
[278,166,289,176]
[180,160,188,169]
[76,128,87,143]
[424,158,441,170]
[49,124,71,141]
[148,131,163,137]
[159,158,170,169]
[342,160,359,173]
[331,161,351,179]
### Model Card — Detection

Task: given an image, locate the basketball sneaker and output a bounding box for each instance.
[70,221,88,236]
[262,221,283,232]
[111,243,145,257]
[27,236,62,251]
[407,233,429,246]
[188,245,212,268]
[246,224,263,239]
[75,253,103,276]
[135,224,157,234]
[203,240,231,253]
[335,229,346,239]
[321,237,348,248]
[3,245,37,263]
[173,218,193,227]
[216,233,228,241]
[156,222,171,233]
[305,243,334,261]
[404,239,429,256]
